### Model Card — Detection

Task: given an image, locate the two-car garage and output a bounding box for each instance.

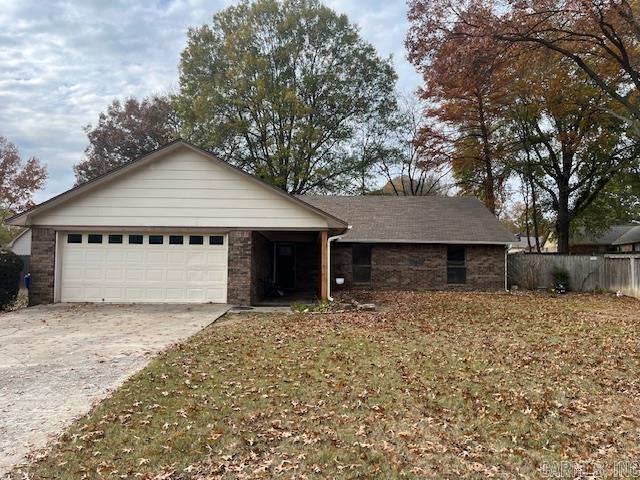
[57,232,228,303]
[7,141,343,306]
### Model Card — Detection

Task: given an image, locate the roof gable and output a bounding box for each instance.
[7,141,347,230]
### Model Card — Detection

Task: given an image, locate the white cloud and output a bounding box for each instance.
[0,0,420,202]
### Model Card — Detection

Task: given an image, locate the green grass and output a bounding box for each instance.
[12,291,640,479]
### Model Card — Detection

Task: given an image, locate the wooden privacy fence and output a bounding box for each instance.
[508,253,640,298]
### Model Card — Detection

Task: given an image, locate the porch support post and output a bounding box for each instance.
[320,230,328,302]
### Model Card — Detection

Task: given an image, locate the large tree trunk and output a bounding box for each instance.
[529,175,542,253]
[556,185,571,253]
[477,95,497,214]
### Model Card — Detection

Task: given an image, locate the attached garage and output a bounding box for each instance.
[58,232,228,303]
[7,141,345,306]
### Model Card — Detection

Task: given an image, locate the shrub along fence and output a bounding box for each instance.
[508,253,640,298]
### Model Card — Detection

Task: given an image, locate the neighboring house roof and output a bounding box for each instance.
[509,236,543,250]
[613,225,640,245]
[5,140,348,230]
[572,225,636,246]
[298,195,515,244]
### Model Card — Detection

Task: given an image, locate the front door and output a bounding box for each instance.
[274,243,296,289]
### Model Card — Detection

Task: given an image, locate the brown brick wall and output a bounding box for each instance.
[331,242,505,292]
[227,230,252,305]
[30,227,56,305]
[465,244,507,290]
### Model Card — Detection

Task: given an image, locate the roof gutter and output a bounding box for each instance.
[335,238,514,245]
[327,225,352,302]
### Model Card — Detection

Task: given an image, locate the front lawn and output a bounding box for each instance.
[13,292,640,479]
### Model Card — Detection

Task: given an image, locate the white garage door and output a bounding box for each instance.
[58,232,228,303]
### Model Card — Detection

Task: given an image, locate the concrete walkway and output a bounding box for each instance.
[0,303,228,476]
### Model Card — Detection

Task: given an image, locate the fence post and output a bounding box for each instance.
[631,256,637,293]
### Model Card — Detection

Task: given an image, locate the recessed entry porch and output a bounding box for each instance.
[250,231,328,305]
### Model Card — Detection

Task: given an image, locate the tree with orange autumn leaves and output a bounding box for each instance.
[407,0,639,252]
[407,7,514,214]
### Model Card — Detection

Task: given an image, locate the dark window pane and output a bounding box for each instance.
[447,268,466,284]
[352,244,372,284]
[209,235,224,245]
[352,244,372,266]
[353,266,372,284]
[88,234,103,244]
[447,246,466,284]
[149,235,163,245]
[129,234,143,244]
[169,235,183,245]
[67,233,82,244]
[108,234,123,244]
[189,235,204,245]
[447,245,465,263]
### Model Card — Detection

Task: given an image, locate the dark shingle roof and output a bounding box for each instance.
[613,225,640,245]
[298,195,514,244]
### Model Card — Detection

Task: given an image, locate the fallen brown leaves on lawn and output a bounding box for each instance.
[10,291,640,479]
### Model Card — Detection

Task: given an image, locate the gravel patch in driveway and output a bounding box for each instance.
[0,303,228,476]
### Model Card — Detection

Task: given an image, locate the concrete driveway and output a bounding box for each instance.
[0,303,228,475]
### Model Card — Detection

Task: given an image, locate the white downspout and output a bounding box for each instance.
[504,245,509,292]
[327,225,352,302]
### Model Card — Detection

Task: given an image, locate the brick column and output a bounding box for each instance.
[30,227,56,305]
[227,230,252,305]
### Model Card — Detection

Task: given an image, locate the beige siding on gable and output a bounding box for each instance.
[32,147,329,229]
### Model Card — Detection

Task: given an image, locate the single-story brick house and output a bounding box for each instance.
[6,140,514,306]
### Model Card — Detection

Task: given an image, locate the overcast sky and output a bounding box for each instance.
[0,0,421,202]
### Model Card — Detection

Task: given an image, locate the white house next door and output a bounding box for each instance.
[58,232,228,303]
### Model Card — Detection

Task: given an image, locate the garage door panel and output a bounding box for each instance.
[146,252,165,263]
[205,288,226,302]
[187,289,205,301]
[166,288,186,301]
[187,253,206,264]
[104,287,124,298]
[126,252,145,263]
[84,287,103,300]
[167,252,186,264]
[106,269,125,281]
[62,268,83,280]
[61,287,82,301]
[85,269,105,281]
[166,270,186,282]
[65,251,84,263]
[145,270,164,281]
[107,251,126,262]
[125,287,144,301]
[86,252,106,264]
[146,288,164,300]
[59,232,228,303]
[126,270,145,281]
